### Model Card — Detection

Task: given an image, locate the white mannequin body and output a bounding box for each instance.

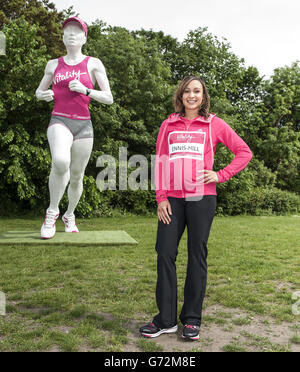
[36,21,113,237]
[36,22,113,104]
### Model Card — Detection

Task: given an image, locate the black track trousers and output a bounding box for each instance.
[153,195,217,329]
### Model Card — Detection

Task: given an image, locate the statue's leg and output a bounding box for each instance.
[47,123,74,213]
[65,137,94,217]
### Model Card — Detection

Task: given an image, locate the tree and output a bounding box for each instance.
[262,62,300,132]
[0,18,51,213]
[0,0,71,57]
[85,22,173,159]
[254,63,300,194]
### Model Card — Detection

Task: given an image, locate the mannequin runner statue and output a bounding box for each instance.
[36,17,113,239]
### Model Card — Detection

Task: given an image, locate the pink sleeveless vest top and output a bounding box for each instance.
[52,56,94,120]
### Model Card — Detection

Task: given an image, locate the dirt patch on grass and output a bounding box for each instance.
[125,304,300,352]
[2,303,299,352]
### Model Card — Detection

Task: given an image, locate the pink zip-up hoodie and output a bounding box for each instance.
[155,113,253,204]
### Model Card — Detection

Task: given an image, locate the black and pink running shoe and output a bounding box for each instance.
[139,322,178,338]
[182,324,200,340]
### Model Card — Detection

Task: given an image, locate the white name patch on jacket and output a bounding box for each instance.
[168,131,206,160]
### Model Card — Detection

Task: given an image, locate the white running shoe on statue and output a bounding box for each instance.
[62,213,79,233]
[41,209,59,239]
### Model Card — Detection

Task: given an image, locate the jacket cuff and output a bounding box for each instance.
[216,170,225,183]
[156,194,168,204]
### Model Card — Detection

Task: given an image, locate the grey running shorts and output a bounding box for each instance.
[48,115,94,140]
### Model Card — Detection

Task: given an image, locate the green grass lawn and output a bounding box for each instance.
[0,215,299,352]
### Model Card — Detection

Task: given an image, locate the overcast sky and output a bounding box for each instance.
[52,0,300,78]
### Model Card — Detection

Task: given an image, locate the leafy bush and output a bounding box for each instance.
[217,187,300,216]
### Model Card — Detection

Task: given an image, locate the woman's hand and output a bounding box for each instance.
[157,200,172,225]
[196,170,219,184]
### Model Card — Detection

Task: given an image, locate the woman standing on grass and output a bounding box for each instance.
[139,76,252,341]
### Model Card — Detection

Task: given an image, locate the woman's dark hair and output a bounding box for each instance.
[173,76,210,118]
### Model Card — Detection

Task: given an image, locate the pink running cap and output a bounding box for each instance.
[62,17,88,36]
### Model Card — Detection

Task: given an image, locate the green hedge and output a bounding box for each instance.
[216,187,300,216]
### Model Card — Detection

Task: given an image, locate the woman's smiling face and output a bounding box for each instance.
[182,79,203,113]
